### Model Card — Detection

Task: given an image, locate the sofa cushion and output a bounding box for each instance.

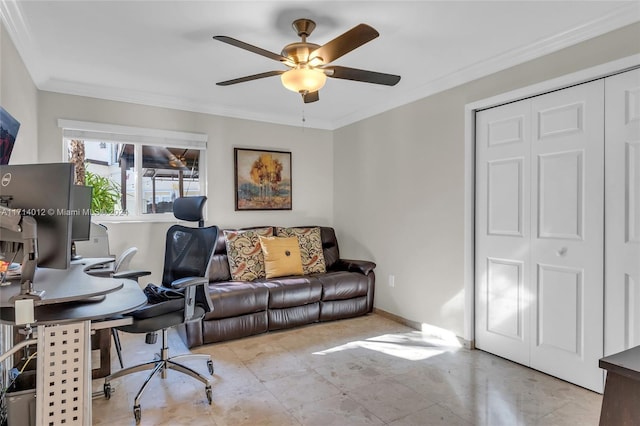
[262,276,323,309]
[319,227,340,270]
[202,311,268,344]
[208,232,232,281]
[224,227,273,281]
[208,253,231,282]
[317,271,369,301]
[205,281,269,319]
[259,236,304,279]
[320,296,368,321]
[268,303,320,331]
[276,227,326,274]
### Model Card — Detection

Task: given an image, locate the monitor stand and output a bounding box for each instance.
[9,280,45,303]
[70,241,82,261]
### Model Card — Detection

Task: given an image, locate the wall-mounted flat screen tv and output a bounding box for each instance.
[0,107,20,165]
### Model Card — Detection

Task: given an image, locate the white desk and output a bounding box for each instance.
[0,259,146,425]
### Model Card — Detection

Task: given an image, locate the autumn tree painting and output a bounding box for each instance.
[235,149,291,210]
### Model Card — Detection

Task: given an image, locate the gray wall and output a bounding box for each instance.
[1,23,38,163]
[333,22,640,337]
[36,93,334,283]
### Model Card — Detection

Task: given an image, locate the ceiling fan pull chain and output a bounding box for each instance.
[301,108,306,132]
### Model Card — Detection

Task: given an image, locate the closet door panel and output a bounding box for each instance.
[605,68,640,356]
[487,158,524,236]
[626,142,640,242]
[537,150,584,240]
[475,100,531,366]
[530,80,604,393]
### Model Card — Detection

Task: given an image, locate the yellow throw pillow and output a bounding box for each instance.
[259,236,304,279]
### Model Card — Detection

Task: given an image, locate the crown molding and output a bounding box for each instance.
[0,0,48,86]
[39,78,335,130]
[2,1,638,131]
[331,2,640,129]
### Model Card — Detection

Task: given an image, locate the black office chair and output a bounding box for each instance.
[104,196,217,424]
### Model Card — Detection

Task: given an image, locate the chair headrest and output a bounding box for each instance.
[173,196,207,223]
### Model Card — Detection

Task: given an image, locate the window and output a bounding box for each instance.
[59,120,207,221]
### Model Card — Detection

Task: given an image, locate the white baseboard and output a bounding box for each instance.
[372,308,473,350]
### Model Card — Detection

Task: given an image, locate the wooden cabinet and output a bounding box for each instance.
[599,346,640,425]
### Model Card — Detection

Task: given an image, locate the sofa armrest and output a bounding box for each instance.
[332,259,376,275]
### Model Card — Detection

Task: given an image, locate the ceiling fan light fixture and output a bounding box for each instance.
[214,19,400,102]
[281,67,326,94]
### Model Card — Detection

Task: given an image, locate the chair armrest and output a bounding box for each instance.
[171,276,209,289]
[85,258,115,269]
[83,259,116,277]
[170,276,210,322]
[332,259,376,275]
[112,270,152,280]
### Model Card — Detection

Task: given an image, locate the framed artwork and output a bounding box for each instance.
[234,148,292,210]
[0,106,20,165]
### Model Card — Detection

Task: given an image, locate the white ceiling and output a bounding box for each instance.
[2,1,639,130]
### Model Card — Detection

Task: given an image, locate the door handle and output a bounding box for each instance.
[556,247,568,257]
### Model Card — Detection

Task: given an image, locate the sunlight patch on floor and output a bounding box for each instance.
[313,328,461,361]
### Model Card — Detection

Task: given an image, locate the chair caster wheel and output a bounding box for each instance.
[133,405,141,424]
[207,359,214,375]
[104,383,111,399]
[205,385,212,404]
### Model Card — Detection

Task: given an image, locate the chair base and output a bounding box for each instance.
[104,328,213,424]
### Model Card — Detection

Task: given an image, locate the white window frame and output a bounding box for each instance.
[58,119,207,223]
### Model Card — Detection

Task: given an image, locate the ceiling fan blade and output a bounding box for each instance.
[303,91,319,103]
[213,35,290,63]
[309,24,379,64]
[216,70,285,86]
[324,66,401,86]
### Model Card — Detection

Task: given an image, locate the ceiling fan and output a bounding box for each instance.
[213,18,401,103]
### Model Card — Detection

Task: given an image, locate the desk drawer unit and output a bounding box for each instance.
[36,321,91,425]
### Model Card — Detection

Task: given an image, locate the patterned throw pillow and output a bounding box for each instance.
[224,227,273,281]
[276,227,326,274]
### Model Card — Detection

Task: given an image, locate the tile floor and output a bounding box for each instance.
[91,314,603,425]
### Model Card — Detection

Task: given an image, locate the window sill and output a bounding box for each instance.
[92,213,178,224]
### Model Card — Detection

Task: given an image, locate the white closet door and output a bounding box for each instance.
[476,79,605,393]
[605,68,640,356]
[475,99,532,366]
[529,80,604,393]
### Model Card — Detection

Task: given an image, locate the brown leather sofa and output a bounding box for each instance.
[181,226,375,348]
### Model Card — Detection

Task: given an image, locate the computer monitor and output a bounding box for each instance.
[0,163,74,270]
[70,185,92,260]
[71,185,92,242]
